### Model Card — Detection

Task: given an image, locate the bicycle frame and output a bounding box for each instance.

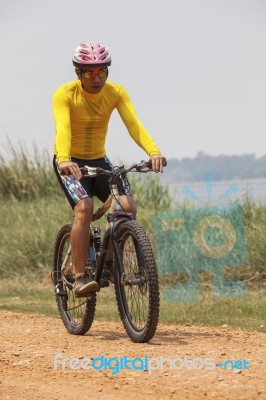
[83,160,152,288]
[59,182,135,290]
[90,189,136,287]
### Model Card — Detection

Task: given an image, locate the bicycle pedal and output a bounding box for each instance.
[100,277,110,288]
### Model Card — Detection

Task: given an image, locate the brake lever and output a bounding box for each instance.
[135,160,152,172]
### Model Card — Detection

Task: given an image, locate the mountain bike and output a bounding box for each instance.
[52,160,160,343]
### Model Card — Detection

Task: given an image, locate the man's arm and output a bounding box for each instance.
[52,90,81,179]
[116,87,166,172]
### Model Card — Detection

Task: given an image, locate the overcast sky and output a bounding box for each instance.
[1,0,266,162]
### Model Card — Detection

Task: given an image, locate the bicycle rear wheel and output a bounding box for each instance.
[114,220,160,343]
[53,224,96,335]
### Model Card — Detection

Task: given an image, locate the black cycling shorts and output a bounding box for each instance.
[53,156,131,209]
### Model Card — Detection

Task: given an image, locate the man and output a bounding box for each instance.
[52,42,166,297]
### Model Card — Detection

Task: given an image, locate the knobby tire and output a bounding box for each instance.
[53,224,96,335]
[114,220,160,343]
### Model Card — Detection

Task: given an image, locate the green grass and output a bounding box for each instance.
[0,197,73,278]
[0,277,120,320]
[1,197,265,287]
[160,290,266,332]
[0,183,172,279]
[0,139,266,333]
[0,193,265,334]
[0,278,265,333]
[0,279,57,315]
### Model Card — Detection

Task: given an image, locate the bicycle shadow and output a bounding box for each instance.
[86,325,231,346]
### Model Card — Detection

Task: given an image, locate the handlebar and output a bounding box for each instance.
[80,160,153,178]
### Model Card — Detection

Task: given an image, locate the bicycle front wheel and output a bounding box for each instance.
[114,220,160,343]
[53,224,96,335]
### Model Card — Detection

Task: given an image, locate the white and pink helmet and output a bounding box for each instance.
[72,42,112,66]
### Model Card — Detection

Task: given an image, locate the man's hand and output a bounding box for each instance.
[149,154,167,173]
[59,161,82,180]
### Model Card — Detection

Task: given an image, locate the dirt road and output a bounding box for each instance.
[0,311,265,399]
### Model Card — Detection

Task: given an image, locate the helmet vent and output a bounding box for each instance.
[73,42,111,65]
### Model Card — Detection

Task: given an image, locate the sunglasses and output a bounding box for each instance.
[81,67,108,79]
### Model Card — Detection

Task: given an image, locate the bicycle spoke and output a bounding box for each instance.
[53,224,96,335]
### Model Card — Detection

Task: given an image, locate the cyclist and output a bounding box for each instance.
[52,41,166,297]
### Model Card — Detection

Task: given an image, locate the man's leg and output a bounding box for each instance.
[71,198,100,295]
[71,198,93,278]
[119,195,137,214]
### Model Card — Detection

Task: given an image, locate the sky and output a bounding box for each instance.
[0,0,266,162]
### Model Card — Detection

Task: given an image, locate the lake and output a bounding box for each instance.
[170,178,266,205]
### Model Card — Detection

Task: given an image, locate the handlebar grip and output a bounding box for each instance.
[140,159,167,168]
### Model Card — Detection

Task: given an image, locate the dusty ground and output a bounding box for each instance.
[0,311,265,400]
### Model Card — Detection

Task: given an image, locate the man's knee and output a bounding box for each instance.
[120,195,137,214]
[74,198,93,223]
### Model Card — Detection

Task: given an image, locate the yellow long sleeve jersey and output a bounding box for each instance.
[52,80,161,164]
